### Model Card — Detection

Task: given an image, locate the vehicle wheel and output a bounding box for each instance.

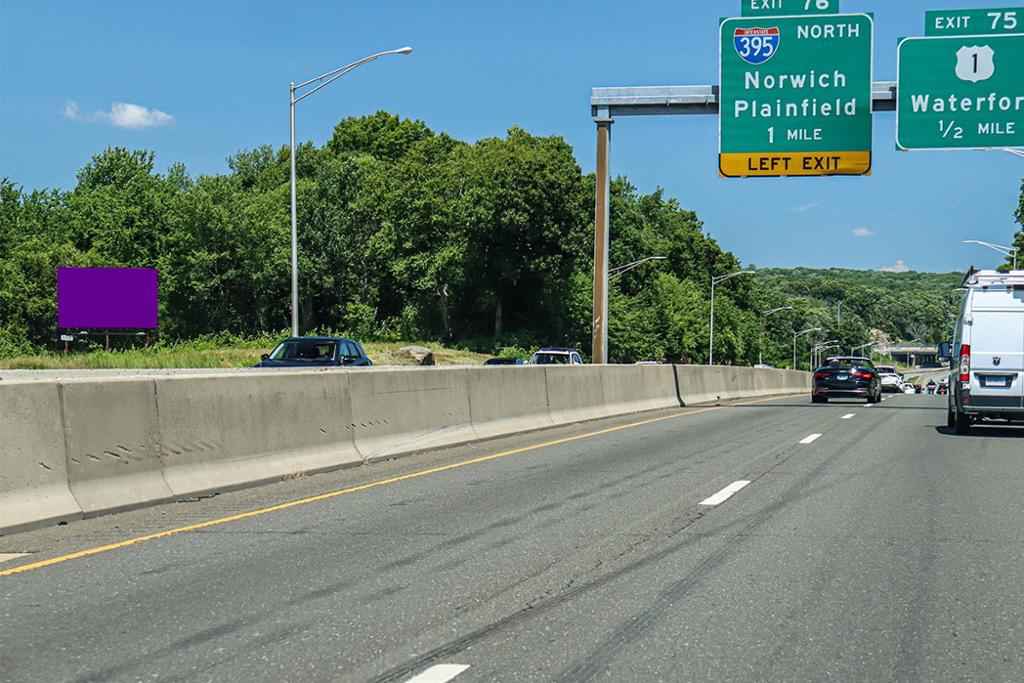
[954,409,971,435]
[947,408,956,429]
[867,392,878,404]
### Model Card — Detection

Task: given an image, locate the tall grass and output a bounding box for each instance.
[0,339,492,369]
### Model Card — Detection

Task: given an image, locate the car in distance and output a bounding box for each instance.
[483,357,524,366]
[528,348,584,365]
[947,269,1024,434]
[875,365,904,393]
[254,336,372,368]
[811,356,881,404]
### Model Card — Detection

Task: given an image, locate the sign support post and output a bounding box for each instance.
[592,114,613,365]
[588,83,896,364]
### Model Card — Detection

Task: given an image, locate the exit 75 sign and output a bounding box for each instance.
[897,33,1024,150]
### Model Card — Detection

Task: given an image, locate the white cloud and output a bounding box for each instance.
[61,100,174,129]
[793,202,819,212]
[880,260,910,273]
[62,100,80,120]
[852,227,874,238]
[95,102,174,129]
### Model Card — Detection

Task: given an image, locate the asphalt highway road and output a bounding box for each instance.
[2,393,1023,682]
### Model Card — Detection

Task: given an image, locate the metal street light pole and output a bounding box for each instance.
[793,327,822,371]
[759,305,793,366]
[811,340,839,370]
[709,270,755,366]
[815,343,840,370]
[609,256,667,280]
[289,46,413,337]
[963,239,1018,271]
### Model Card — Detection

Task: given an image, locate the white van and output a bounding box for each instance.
[947,269,1024,434]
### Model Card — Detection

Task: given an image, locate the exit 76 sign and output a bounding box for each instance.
[719,14,874,177]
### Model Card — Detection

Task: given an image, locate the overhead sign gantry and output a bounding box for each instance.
[588,2,1023,364]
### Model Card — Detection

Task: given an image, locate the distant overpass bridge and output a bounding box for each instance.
[877,344,941,367]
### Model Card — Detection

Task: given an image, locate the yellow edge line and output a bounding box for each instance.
[0,394,799,578]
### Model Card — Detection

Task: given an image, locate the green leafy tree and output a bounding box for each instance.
[1010,178,1023,269]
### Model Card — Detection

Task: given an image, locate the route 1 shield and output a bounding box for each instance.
[955,45,996,83]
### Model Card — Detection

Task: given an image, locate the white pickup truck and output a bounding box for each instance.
[947,269,1024,434]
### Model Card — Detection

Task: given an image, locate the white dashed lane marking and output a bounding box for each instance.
[799,433,823,444]
[700,480,751,506]
[841,413,856,420]
[405,664,470,683]
[0,553,30,564]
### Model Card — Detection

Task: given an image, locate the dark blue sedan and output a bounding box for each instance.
[254,336,372,368]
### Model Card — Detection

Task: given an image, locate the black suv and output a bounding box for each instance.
[255,337,372,368]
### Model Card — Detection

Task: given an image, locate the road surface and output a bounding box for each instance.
[2,393,1022,682]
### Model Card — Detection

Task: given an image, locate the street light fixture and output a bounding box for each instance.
[793,327,822,371]
[709,270,755,366]
[759,305,793,365]
[963,239,1018,270]
[609,256,667,280]
[288,46,413,336]
[851,341,876,357]
[763,306,794,317]
[811,340,840,370]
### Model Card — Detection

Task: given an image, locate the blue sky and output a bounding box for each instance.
[1,0,1021,273]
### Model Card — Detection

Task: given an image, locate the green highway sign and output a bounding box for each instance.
[925,7,1022,36]
[741,0,840,17]
[719,13,873,177]
[897,34,1024,150]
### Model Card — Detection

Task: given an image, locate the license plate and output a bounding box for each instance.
[986,377,1007,387]
[837,374,849,381]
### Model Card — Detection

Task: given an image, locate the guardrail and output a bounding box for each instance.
[0,365,810,535]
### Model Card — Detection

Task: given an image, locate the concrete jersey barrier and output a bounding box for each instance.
[60,378,174,516]
[155,372,361,499]
[0,364,810,535]
[0,382,83,534]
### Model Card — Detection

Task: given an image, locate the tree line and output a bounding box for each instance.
[2,112,1013,365]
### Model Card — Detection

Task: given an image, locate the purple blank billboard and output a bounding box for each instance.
[57,267,159,329]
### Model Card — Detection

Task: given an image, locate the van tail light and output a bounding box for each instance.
[959,344,971,382]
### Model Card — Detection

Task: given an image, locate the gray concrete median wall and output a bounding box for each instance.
[348,368,476,462]
[155,372,361,498]
[0,382,83,533]
[468,367,554,440]
[61,378,174,516]
[0,364,809,535]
